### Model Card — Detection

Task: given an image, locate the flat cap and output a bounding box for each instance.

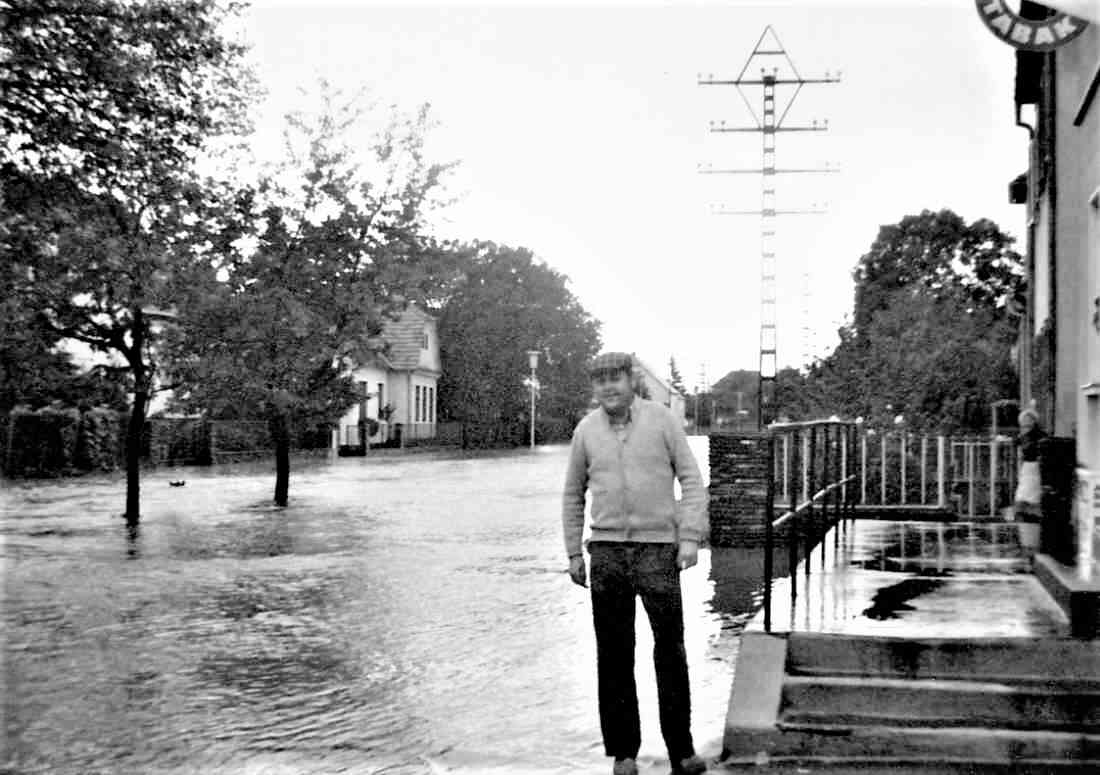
[588,351,633,376]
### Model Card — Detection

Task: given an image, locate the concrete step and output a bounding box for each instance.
[787,633,1100,684]
[725,724,1100,765]
[781,675,1100,732]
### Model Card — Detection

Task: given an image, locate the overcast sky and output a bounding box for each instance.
[243,0,1029,389]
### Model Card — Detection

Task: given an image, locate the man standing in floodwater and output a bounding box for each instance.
[562,351,709,775]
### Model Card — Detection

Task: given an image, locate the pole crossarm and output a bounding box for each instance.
[709,125,827,133]
[698,167,839,174]
[710,208,828,215]
[699,77,841,86]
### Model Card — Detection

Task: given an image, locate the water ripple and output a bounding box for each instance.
[3,439,744,773]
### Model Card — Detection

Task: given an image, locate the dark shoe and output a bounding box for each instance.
[671,754,707,774]
[612,758,638,775]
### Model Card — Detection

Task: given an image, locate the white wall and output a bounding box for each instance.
[417,318,442,373]
[335,364,389,445]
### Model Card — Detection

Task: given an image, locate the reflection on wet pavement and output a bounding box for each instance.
[752,519,1071,638]
[2,440,752,774]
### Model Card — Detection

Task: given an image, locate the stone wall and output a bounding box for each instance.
[708,432,777,546]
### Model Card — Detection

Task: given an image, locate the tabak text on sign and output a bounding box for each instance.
[976,0,1088,51]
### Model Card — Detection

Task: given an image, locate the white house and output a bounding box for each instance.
[335,306,441,447]
[632,355,686,426]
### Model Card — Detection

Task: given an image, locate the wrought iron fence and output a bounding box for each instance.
[759,422,1024,632]
[762,420,859,633]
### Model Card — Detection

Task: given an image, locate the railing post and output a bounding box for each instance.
[900,431,908,505]
[968,441,976,519]
[861,430,867,505]
[989,438,998,518]
[788,429,800,602]
[850,426,858,516]
[823,425,832,570]
[1007,440,1016,504]
[841,425,849,519]
[833,425,841,553]
[806,425,817,577]
[937,436,947,508]
[920,435,928,505]
[831,424,839,522]
[802,431,810,511]
[783,434,790,510]
[764,433,775,633]
[880,433,887,505]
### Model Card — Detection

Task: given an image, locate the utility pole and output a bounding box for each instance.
[699,26,839,429]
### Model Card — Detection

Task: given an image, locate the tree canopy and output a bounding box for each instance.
[852,209,1023,334]
[1,0,255,519]
[434,242,602,432]
[166,85,452,505]
[2,0,253,189]
[780,209,1023,431]
[668,356,686,397]
[704,209,1024,433]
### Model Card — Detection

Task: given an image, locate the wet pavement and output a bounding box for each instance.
[750,519,1071,638]
[2,439,757,775]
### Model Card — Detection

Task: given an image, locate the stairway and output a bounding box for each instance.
[722,631,1100,769]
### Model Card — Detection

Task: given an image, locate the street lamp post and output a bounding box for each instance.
[526,350,540,449]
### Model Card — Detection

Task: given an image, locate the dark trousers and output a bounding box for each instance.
[589,541,694,762]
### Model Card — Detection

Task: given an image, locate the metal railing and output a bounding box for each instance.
[852,431,1016,516]
[762,420,859,632]
[759,422,1023,632]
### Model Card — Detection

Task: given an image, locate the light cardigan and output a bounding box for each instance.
[562,397,707,558]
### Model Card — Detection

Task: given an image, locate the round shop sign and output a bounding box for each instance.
[976,0,1089,50]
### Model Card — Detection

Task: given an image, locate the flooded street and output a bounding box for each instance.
[2,438,767,775]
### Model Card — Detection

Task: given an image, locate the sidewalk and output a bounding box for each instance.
[718,518,1098,771]
[750,519,1069,639]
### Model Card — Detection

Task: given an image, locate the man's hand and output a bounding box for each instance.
[677,540,699,571]
[568,554,588,587]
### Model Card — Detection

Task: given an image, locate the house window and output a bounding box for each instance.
[421,329,429,350]
[429,387,434,424]
[377,383,384,416]
[415,385,422,422]
[358,381,368,420]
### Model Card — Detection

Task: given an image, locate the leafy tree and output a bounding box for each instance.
[793,209,1022,432]
[0,287,76,411]
[852,209,1023,334]
[2,0,254,522]
[711,369,759,428]
[2,0,254,188]
[167,86,451,505]
[668,356,686,397]
[435,242,602,435]
[0,284,131,412]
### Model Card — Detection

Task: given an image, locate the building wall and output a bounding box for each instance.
[334,364,388,445]
[632,358,686,424]
[1054,25,1100,453]
[389,371,439,437]
[417,318,442,373]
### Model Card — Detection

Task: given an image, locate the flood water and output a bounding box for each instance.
[2,438,773,775]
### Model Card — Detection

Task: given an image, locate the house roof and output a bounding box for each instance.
[632,354,674,394]
[379,305,434,370]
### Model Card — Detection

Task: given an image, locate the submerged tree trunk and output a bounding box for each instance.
[271,408,291,507]
[125,307,147,527]
[125,387,146,526]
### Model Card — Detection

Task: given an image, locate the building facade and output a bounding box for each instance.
[335,306,441,447]
[1008,2,1099,577]
[633,355,687,425]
